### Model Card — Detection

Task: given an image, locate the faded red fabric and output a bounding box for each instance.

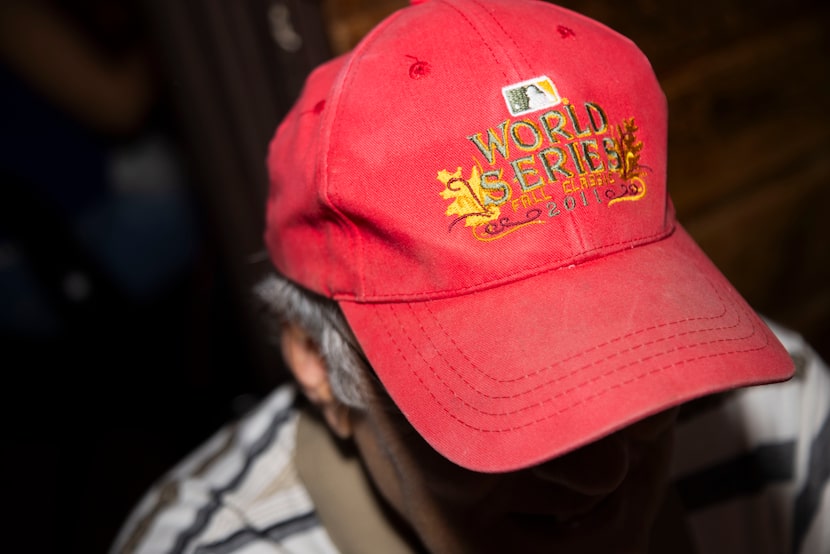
[265,0,793,472]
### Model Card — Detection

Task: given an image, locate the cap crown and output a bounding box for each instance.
[266,0,669,301]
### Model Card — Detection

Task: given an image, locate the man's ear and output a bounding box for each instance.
[281,323,353,438]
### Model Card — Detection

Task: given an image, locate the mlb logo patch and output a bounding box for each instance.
[502,76,562,116]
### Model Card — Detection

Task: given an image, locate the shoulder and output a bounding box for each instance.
[111,384,339,554]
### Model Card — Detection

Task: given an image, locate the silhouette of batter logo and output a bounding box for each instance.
[502,76,562,116]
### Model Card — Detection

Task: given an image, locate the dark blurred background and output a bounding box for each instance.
[1,0,828,552]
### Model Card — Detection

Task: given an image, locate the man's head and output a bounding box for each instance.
[258,273,678,553]
[261,0,794,550]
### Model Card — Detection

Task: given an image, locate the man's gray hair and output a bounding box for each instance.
[254,273,368,409]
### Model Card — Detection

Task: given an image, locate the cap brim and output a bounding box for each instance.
[339,226,794,472]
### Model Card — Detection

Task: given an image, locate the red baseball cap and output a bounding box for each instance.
[265,0,794,472]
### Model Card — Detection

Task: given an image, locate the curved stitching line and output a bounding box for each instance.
[386,310,769,433]
[475,335,770,433]
[417,304,740,399]
[420,275,731,386]
[389,298,753,411]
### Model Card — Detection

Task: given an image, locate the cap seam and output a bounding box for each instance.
[320,6,412,297]
[416,274,734,389]
[435,339,771,435]
[381,294,770,434]
[393,276,740,403]
[334,223,675,302]
[393,298,749,408]
[468,0,532,69]
[439,0,512,81]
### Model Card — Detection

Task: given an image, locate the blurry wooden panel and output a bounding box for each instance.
[322,0,406,54]
[664,18,828,218]
[554,0,826,73]
[685,153,830,351]
[685,155,830,305]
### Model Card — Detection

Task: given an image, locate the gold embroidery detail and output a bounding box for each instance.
[438,167,500,228]
[471,218,544,242]
[608,117,646,206]
[608,176,646,206]
[613,118,643,180]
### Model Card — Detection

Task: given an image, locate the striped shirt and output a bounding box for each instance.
[671,320,829,553]
[112,321,829,553]
[111,387,340,553]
